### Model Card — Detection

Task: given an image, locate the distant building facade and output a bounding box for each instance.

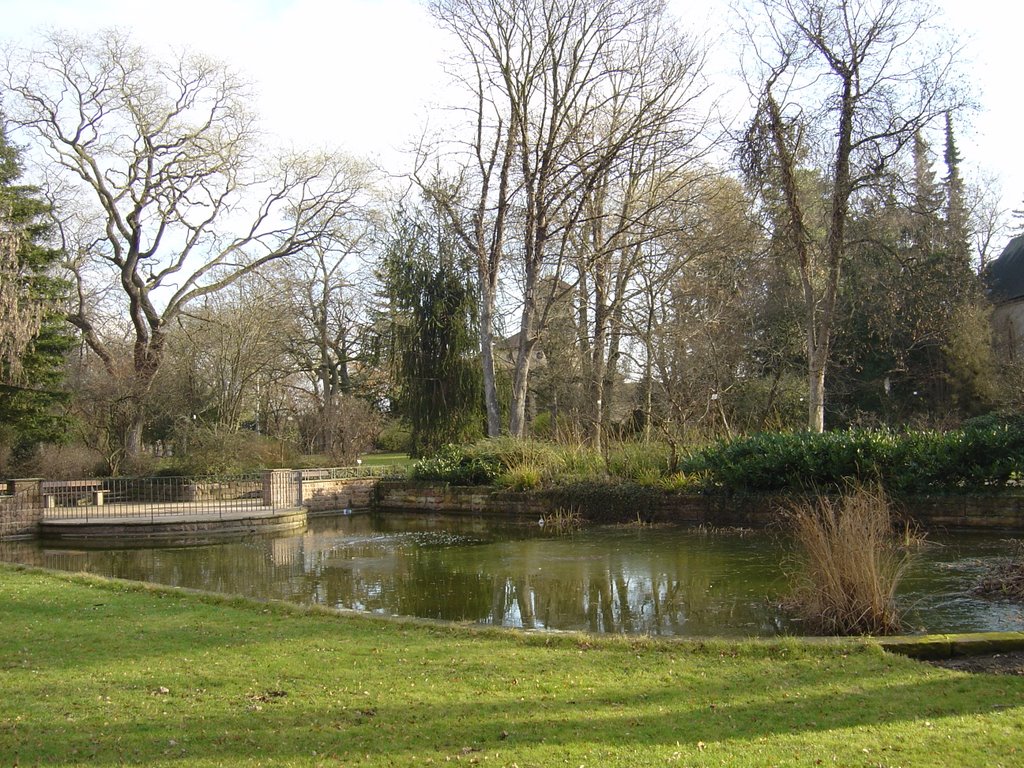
[985,235,1024,360]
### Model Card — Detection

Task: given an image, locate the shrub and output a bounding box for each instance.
[425,437,605,486]
[496,461,544,491]
[686,423,1024,494]
[376,419,412,453]
[15,442,107,479]
[656,471,707,492]
[302,394,382,465]
[550,443,605,482]
[161,429,294,477]
[605,441,673,481]
[410,444,500,485]
[784,483,909,636]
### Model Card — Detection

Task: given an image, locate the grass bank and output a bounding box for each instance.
[2,566,1023,767]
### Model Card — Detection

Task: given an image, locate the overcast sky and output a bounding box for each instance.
[2,0,1021,251]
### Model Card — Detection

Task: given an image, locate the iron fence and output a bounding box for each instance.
[35,473,277,522]
[297,465,406,481]
[1,465,403,526]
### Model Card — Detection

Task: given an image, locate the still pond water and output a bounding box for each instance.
[3,513,1023,637]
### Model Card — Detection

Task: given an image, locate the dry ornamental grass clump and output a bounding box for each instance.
[786,483,910,636]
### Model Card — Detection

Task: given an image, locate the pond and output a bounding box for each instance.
[2,513,1022,637]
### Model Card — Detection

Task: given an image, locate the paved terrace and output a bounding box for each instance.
[3,468,386,543]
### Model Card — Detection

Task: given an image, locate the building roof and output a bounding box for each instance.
[985,235,1024,304]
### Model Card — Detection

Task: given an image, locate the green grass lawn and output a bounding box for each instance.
[359,452,414,468]
[2,564,1022,767]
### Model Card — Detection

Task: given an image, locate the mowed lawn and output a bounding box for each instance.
[1,564,1022,767]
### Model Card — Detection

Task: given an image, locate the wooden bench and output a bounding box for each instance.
[40,480,106,508]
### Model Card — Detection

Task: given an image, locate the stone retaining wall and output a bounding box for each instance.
[0,479,44,539]
[375,482,548,518]
[37,510,307,547]
[0,497,42,539]
[303,477,379,515]
[376,482,1024,531]
[9,473,1024,542]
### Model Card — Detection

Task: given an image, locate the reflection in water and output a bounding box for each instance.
[2,514,1022,637]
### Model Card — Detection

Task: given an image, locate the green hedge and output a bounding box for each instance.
[683,420,1024,493]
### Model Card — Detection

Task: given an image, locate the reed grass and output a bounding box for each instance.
[785,483,910,636]
[539,506,583,533]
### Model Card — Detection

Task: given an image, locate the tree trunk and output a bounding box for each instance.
[479,296,502,437]
[123,416,145,468]
[807,350,826,433]
[508,302,536,438]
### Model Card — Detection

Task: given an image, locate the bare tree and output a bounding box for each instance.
[571,117,711,449]
[424,0,706,438]
[739,0,963,431]
[165,278,296,433]
[3,29,372,460]
[279,205,378,453]
[967,174,1009,273]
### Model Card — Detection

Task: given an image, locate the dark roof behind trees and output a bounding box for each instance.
[985,235,1024,304]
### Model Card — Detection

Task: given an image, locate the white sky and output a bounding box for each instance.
[2,0,1022,252]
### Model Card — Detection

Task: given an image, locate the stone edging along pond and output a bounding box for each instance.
[374,480,1024,532]
[877,631,1024,659]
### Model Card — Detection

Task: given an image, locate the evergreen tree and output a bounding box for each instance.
[911,130,943,251]
[0,113,73,456]
[377,206,482,457]
[942,112,971,271]
[832,126,992,426]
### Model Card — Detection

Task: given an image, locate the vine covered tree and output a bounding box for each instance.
[740,0,963,431]
[0,112,73,459]
[378,206,482,457]
[2,29,371,467]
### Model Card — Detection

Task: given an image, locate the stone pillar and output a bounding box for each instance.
[8,479,43,506]
[1,479,44,539]
[262,469,298,509]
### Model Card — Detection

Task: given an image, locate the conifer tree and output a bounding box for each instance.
[0,113,73,456]
[378,206,482,457]
[942,112,971,268]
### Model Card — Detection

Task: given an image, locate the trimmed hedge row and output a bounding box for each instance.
[683,422,1024,493]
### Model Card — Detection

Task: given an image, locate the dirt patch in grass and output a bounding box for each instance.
[926,651,1024,675]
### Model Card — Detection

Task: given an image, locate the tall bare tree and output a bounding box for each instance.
[424,0,706,438]
[3,29,371,461]
[280,202,377,454]
[739,0,963,431]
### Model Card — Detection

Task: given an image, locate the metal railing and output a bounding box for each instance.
[1,465,404,526]
[37,474,271,522]
[297,464,407,481]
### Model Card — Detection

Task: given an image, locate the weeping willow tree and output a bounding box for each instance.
[379,207,482,457]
